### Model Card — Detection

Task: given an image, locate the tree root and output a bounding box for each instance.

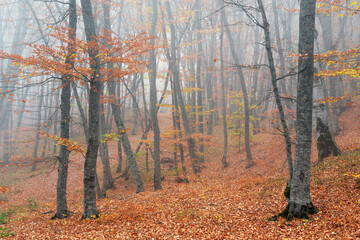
[268,202,318,221]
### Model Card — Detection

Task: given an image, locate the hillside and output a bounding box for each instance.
[0,102,359,239]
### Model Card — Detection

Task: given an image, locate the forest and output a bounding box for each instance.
[0,0,359,238]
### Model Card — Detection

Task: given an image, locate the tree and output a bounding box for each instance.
[52,0,77,220]
[165,1,201,174]
[220,0,254,167]
[220,18,229,168]
[80,0,102,219]
[195,0,205,163]
[282,0,318,220]
[148,0,161,191]
[256,0,293,199]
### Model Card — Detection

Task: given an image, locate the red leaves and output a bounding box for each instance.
[2,98,360,239]
[0,26,158,86]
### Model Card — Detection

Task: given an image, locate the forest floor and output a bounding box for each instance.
[0,98,360,239]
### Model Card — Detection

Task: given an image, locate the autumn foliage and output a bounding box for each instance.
[0,27,157,88]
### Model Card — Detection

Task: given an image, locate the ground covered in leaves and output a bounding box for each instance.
[0,102,360,239]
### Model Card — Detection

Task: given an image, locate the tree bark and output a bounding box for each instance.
[104,0,144,193]
[257,0,293,192]
[220,22,228,168]
[52,0,77,220]
[80,0,101,219]
[287,0,318,220]
[195,0,205,163]
[149,0,161,191]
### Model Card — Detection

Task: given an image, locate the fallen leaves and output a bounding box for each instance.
[1,99,360,239]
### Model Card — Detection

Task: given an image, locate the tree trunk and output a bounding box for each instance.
[130,75,140,135]
[315,118,340,162]
[17,86,30,128]
[104,0,144,193]
[220,22,228,168]
[205,25,216,135]
[99,103,115,197]
[318,13,340,135]
[195,0,205,163]
[148,0,161,191]
[165,1,200,173]
[80,0,101,219]
[71,82,89,141]
[116,137,123,173]
[52,0,77,220]
[287,0,318,220]
[219,0,253,167]
[32,83,44,172]
[257,0,293,193]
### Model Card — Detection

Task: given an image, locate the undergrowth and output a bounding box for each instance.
[0,208,15,237]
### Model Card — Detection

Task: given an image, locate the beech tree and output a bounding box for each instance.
[80,0,102,219]
[148,0,161,191]
[53,0,77,220]
[275,0,319,220]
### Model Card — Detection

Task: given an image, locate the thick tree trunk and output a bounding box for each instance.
[287,0,318,220]
[80,0,101,219]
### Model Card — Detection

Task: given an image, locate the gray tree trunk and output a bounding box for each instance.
[31,83,44,172]
[80,0,101,219]
[99,103,115,197]
[149,0,161,191]
[103,0,144,193]
[257,0,293,191]
[52,0,77,220]
[220,23,228,168]
[195,0,205,163]
[131,75,139,135]
[288,0,318,220]
[205,25,216,135]
[317,13,340,135]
